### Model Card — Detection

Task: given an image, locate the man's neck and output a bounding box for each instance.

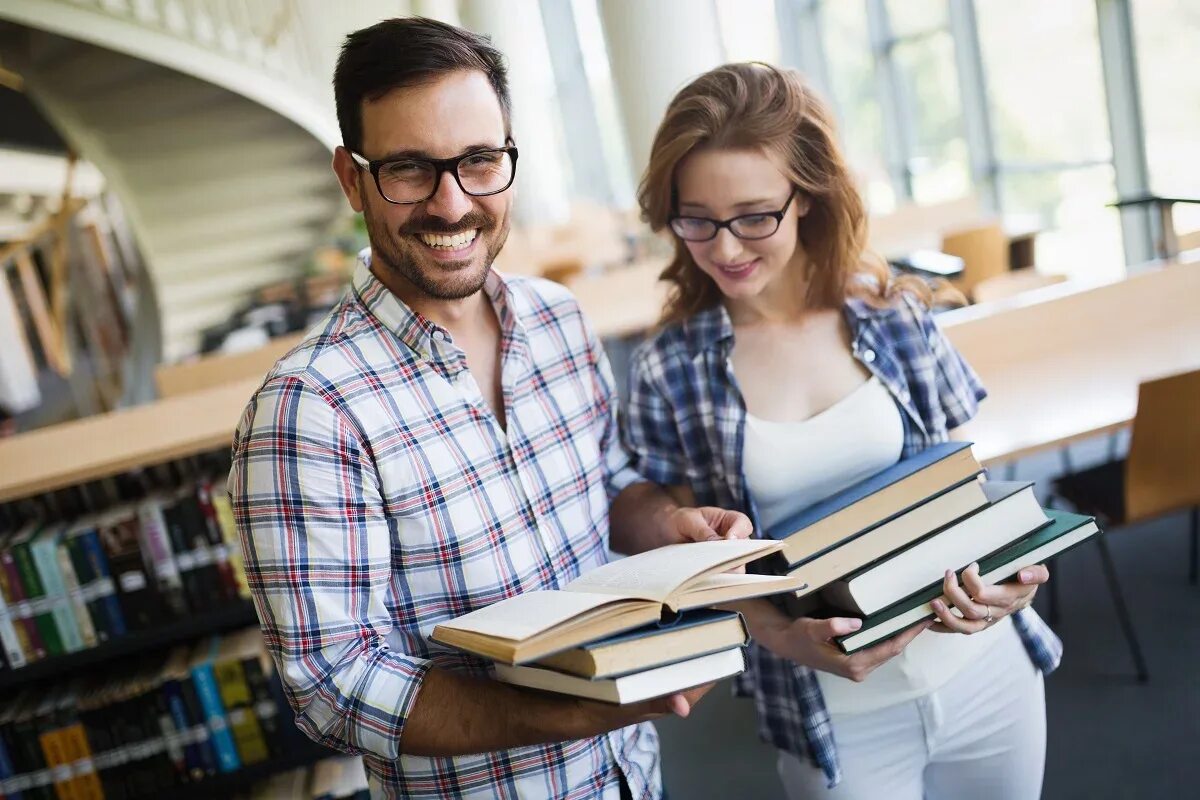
[370,263,494,342]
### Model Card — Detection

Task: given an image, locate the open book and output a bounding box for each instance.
[431,539,799,663]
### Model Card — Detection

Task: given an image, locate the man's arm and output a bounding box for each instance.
[231,375,706,761]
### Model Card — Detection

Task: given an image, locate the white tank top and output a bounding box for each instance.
[742,375,1012,714]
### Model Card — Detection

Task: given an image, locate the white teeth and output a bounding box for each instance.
[418,229,478,249]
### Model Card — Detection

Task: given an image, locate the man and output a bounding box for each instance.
[229,17,750,800]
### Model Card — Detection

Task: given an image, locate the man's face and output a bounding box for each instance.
[335,70,513,301]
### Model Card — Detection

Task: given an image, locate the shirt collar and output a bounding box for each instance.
[351,248,522,372]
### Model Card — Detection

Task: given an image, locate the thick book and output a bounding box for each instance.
[0,531,43,662]
[494,647,746,704]
[787,478,988,600]
[0,548,27,669]
[836,509,1099,653]
[9,524,66,657]
[534,609,748,679]
[765,441,984,568]
[96,508,162,631]
[821,481,1049,616]
[29,526,86,653]
[431,539,799,664]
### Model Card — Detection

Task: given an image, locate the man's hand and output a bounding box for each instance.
[666,506,754,544]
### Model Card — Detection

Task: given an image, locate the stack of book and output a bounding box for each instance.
[432,539,803,704]
[0,476,250,672]
[0,626,292,800]
[763,441,1099,652]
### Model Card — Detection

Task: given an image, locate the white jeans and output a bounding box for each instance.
[777,624,1046,800]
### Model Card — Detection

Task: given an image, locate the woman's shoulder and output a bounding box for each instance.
[845,290,933,332]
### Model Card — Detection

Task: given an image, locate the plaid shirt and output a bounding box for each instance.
[623,294,1063,788]
[229,254,661,799]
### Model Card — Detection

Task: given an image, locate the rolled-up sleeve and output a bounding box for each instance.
[228,375,431,759]
[911,297,988,430]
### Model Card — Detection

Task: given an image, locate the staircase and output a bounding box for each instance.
[0,0,345,361]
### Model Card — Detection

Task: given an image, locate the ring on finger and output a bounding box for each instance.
[968,595,991,623]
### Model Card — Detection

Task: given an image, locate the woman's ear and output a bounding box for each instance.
[795,194,813,217]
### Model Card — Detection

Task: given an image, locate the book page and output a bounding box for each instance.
[435,590,631,641]
[566,539,779,602]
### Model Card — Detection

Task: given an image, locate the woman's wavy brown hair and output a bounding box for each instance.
[638,62,959,325]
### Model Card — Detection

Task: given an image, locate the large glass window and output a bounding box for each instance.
[977,0,1123,280]
[822,0,895,213]
[715,0,780,63]
[1133,0,1200,236]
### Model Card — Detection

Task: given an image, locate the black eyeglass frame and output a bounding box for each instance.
[668,192,798,242]
[349,140,519,205]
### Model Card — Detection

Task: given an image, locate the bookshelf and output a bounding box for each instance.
[0,376,343,797]
[0,377,259,503]
[0,600,258,692]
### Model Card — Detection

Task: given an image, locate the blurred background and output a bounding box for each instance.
[0,2,1196,798]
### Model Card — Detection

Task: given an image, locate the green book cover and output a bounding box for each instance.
[30,528,85,653]
[11,529,65,657]
[836,508,1098,654]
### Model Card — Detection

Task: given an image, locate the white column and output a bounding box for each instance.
[461,0,571,225]
[598,0,725,187]
[413,0,461,26]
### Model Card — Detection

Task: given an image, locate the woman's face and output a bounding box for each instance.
[673,147,809,304]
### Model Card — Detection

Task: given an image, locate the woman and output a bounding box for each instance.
[623,63,1061,799]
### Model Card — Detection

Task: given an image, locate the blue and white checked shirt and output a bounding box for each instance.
[229,253,661,799]
[623,293,1063,788]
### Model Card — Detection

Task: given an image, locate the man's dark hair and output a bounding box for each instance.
[333,17,512,153]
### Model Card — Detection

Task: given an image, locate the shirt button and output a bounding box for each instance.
[862,349,876,363]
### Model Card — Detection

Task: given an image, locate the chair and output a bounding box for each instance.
[1049,368,1200,683]
[971,268,1067,305]
[940,221,1009,301]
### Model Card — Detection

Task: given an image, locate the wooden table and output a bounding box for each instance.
[943,261,1200,465]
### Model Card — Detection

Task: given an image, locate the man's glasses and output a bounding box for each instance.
[669,193,797,242]
[350,142,519,204]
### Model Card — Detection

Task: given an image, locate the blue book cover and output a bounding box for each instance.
[78,529,127,638]
[190,638,242,773]
[0,729,23,800]
[577,608,744,650]
[764,441,977,542]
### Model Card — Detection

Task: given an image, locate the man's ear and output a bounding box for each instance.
[332,146,365,213]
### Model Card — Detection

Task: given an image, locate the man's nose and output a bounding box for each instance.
[421,169,474,224]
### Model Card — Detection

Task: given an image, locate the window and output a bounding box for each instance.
[1133,0,1200,236]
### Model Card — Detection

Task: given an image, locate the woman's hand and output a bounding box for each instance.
[929,562,1049,634]
[764,614,931,683]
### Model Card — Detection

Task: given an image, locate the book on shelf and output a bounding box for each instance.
[214,630,270,766]
[835,509,1100,654]
[820,481,1049,616]
[432,539,800,664]
[494,647,747,704]
[764,441,985,569]
[189,636,242,773]
[9,522,67,657]
[95,507,162,632]
[534,608,748,679]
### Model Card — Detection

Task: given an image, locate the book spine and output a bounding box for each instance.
[239,654,281,758]
[176,676,217,782]
[135,501,186,618]
[0,584,27,669]
[11,542,64,657]
[188,662,240,773]
[63,536,108,645]
[58,721,103,800]
[213,657,267,765]
[95,518,156,633]
[0,726,26,800]
[0,551,39,663]
[194,482,239,602]
[54,542,97,650]
[29,536,84,654]
[208,489,250,599]
[76,533,125,639]
[36,724,76,800]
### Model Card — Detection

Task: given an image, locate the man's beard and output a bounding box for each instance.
[364,203,509,301]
